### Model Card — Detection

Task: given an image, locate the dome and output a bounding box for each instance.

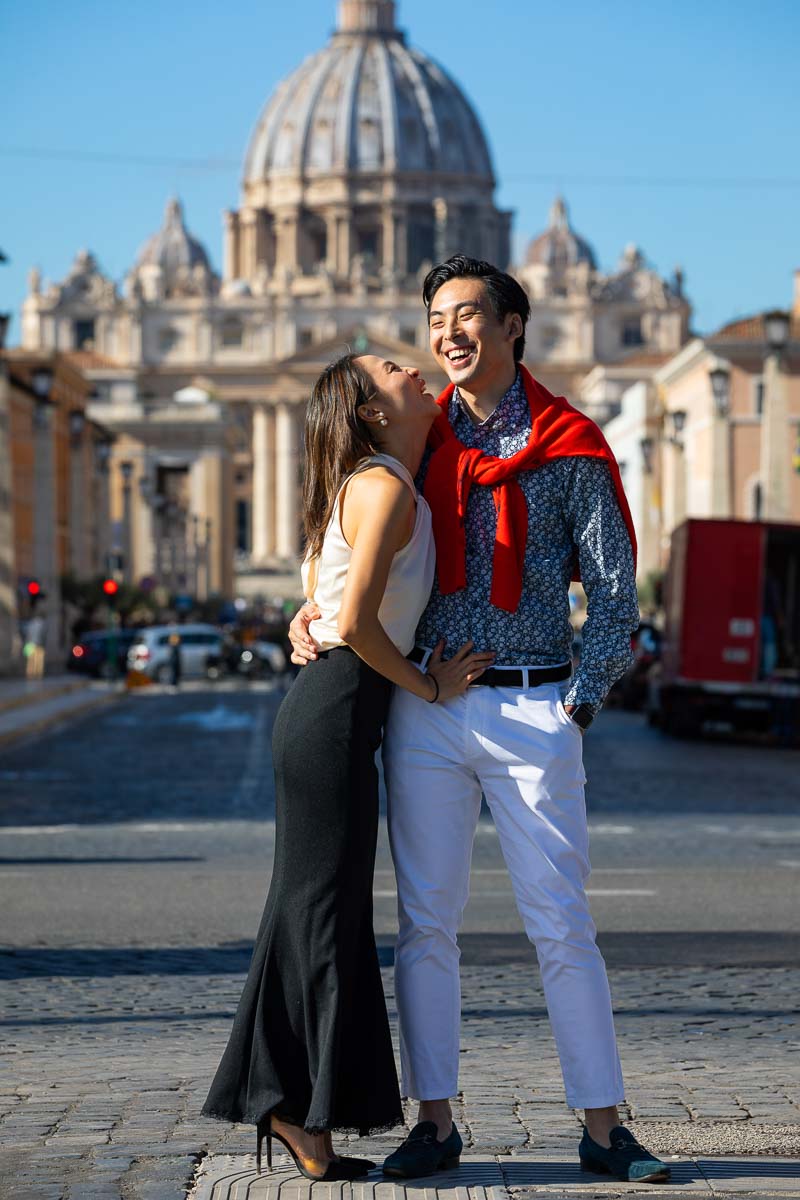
[243,1,495,184]
[526,196,596,271]
[136,198,212,276]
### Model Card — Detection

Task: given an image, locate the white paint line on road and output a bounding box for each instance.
[0,821,245,836]
[374,888,656,899]
[777,860,800,868]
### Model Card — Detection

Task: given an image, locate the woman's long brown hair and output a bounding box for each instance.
[303,354,380,561]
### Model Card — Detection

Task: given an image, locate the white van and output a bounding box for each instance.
[127,624,223,681]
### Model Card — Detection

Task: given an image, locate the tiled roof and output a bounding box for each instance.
[712,313,800,342]
[62,350,120,369]
[617,350,673,367]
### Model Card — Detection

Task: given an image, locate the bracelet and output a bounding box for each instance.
[426,673,440,704]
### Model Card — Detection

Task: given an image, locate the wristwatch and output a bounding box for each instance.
[568,703,595,731]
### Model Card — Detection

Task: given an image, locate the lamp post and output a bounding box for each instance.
[761,308,791,520]
[709,362,732,518]
[120,460,134,585]
[30,363,58,667]
[68,408,88,576]
[94,438,113,576]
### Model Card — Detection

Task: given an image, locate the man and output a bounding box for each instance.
[290,256,669,1185]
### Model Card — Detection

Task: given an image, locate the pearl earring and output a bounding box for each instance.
[379,417,388,427]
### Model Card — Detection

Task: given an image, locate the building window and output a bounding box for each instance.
[399,327,417,346]
[221,318,243,348]
[74,318,95,350]
[236,499,250,553]
[541,325,562,352]
[298,329,314,349]
[159,327,180,353]
[753,376,765,416]
[407,215,435,273]
[752,481,763,520]
[622,318,644,347]
[356,228,379,260]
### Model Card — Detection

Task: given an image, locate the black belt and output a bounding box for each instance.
[407,646,571,689]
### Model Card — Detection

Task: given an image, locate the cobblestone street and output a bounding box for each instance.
[1,684,799,1198]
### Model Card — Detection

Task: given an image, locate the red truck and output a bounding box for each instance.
[648,518,800,744]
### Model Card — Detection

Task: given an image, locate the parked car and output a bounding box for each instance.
[68,629,138,679]
[127,624,223,682]
[220,635,288,680]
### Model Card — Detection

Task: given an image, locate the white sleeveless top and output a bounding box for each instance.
[301,453,435,656]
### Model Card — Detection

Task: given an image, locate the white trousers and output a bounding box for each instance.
[383,676,625,1110]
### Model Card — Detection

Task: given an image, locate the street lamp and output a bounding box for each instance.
[668,409,687,445]
[94,439,112,472]
[639,436,654,474]
[69,408,86,442]
[120,460,134,484]
[709,363,731,418]
[764,309,790,355]
[31,366,54,399]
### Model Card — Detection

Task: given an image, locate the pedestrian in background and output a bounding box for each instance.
[202,352,491,1179]
[24,610,46,679]
[168,632,181,689]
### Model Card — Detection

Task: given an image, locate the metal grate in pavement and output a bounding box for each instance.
[191,1153,800,1198]
[190,1153,506,1200]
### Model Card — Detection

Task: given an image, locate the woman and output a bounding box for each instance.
[202,354,493,1181]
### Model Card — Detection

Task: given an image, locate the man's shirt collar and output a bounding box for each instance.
[450,369,525,435]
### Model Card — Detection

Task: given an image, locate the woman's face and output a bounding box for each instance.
[356,355,440,430]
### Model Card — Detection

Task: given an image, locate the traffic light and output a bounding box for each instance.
[27,579,41,597]
[102,578,119,597]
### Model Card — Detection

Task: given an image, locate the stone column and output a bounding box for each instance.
[336,210,352,276]
[276,212,300,274]
[434,198,449,263]
[239,208,259,280]
[761,351,790,520]
[0,363,18,673]
[223,209,240,281]
[251,404,276,561]
[275,402,301,560]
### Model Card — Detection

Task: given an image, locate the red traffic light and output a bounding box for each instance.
[102,578,119,596]
[27,580,41,596]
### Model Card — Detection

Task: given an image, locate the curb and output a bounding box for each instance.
[0,676,90,717]
[0,688,123,751]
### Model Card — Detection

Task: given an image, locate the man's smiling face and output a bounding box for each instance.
[427,277,519,392]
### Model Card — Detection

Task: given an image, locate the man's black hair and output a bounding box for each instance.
[422,255,531,363]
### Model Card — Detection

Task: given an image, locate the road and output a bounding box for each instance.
[2,681,798,966]
[1,680,799,1199]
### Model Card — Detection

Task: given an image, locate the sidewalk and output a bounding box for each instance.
[1,961,798,1199]
[0,674,122,748]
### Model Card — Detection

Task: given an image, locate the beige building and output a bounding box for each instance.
[603,272,800,582]
[17,0,692,602]
[1,351,115,666]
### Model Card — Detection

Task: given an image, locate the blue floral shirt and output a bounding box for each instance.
[415,371,639,710]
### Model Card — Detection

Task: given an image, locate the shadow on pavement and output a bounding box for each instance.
[1,931,799,980]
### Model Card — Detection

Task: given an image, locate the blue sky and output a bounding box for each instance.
[2,0,798,340]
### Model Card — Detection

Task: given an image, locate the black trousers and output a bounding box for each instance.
[202,647,403,1135]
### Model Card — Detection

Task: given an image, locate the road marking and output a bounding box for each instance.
[778,860,800,868]
[374,887,656,899]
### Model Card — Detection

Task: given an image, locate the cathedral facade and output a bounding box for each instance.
[19,0,691,599]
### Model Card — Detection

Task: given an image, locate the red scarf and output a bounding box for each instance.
[424,365,637,613]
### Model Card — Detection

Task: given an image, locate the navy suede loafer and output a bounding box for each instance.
[579,1126,670,1183]
[382,1121,462,1179]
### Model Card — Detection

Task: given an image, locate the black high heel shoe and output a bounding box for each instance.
[255,1117,353,1181]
